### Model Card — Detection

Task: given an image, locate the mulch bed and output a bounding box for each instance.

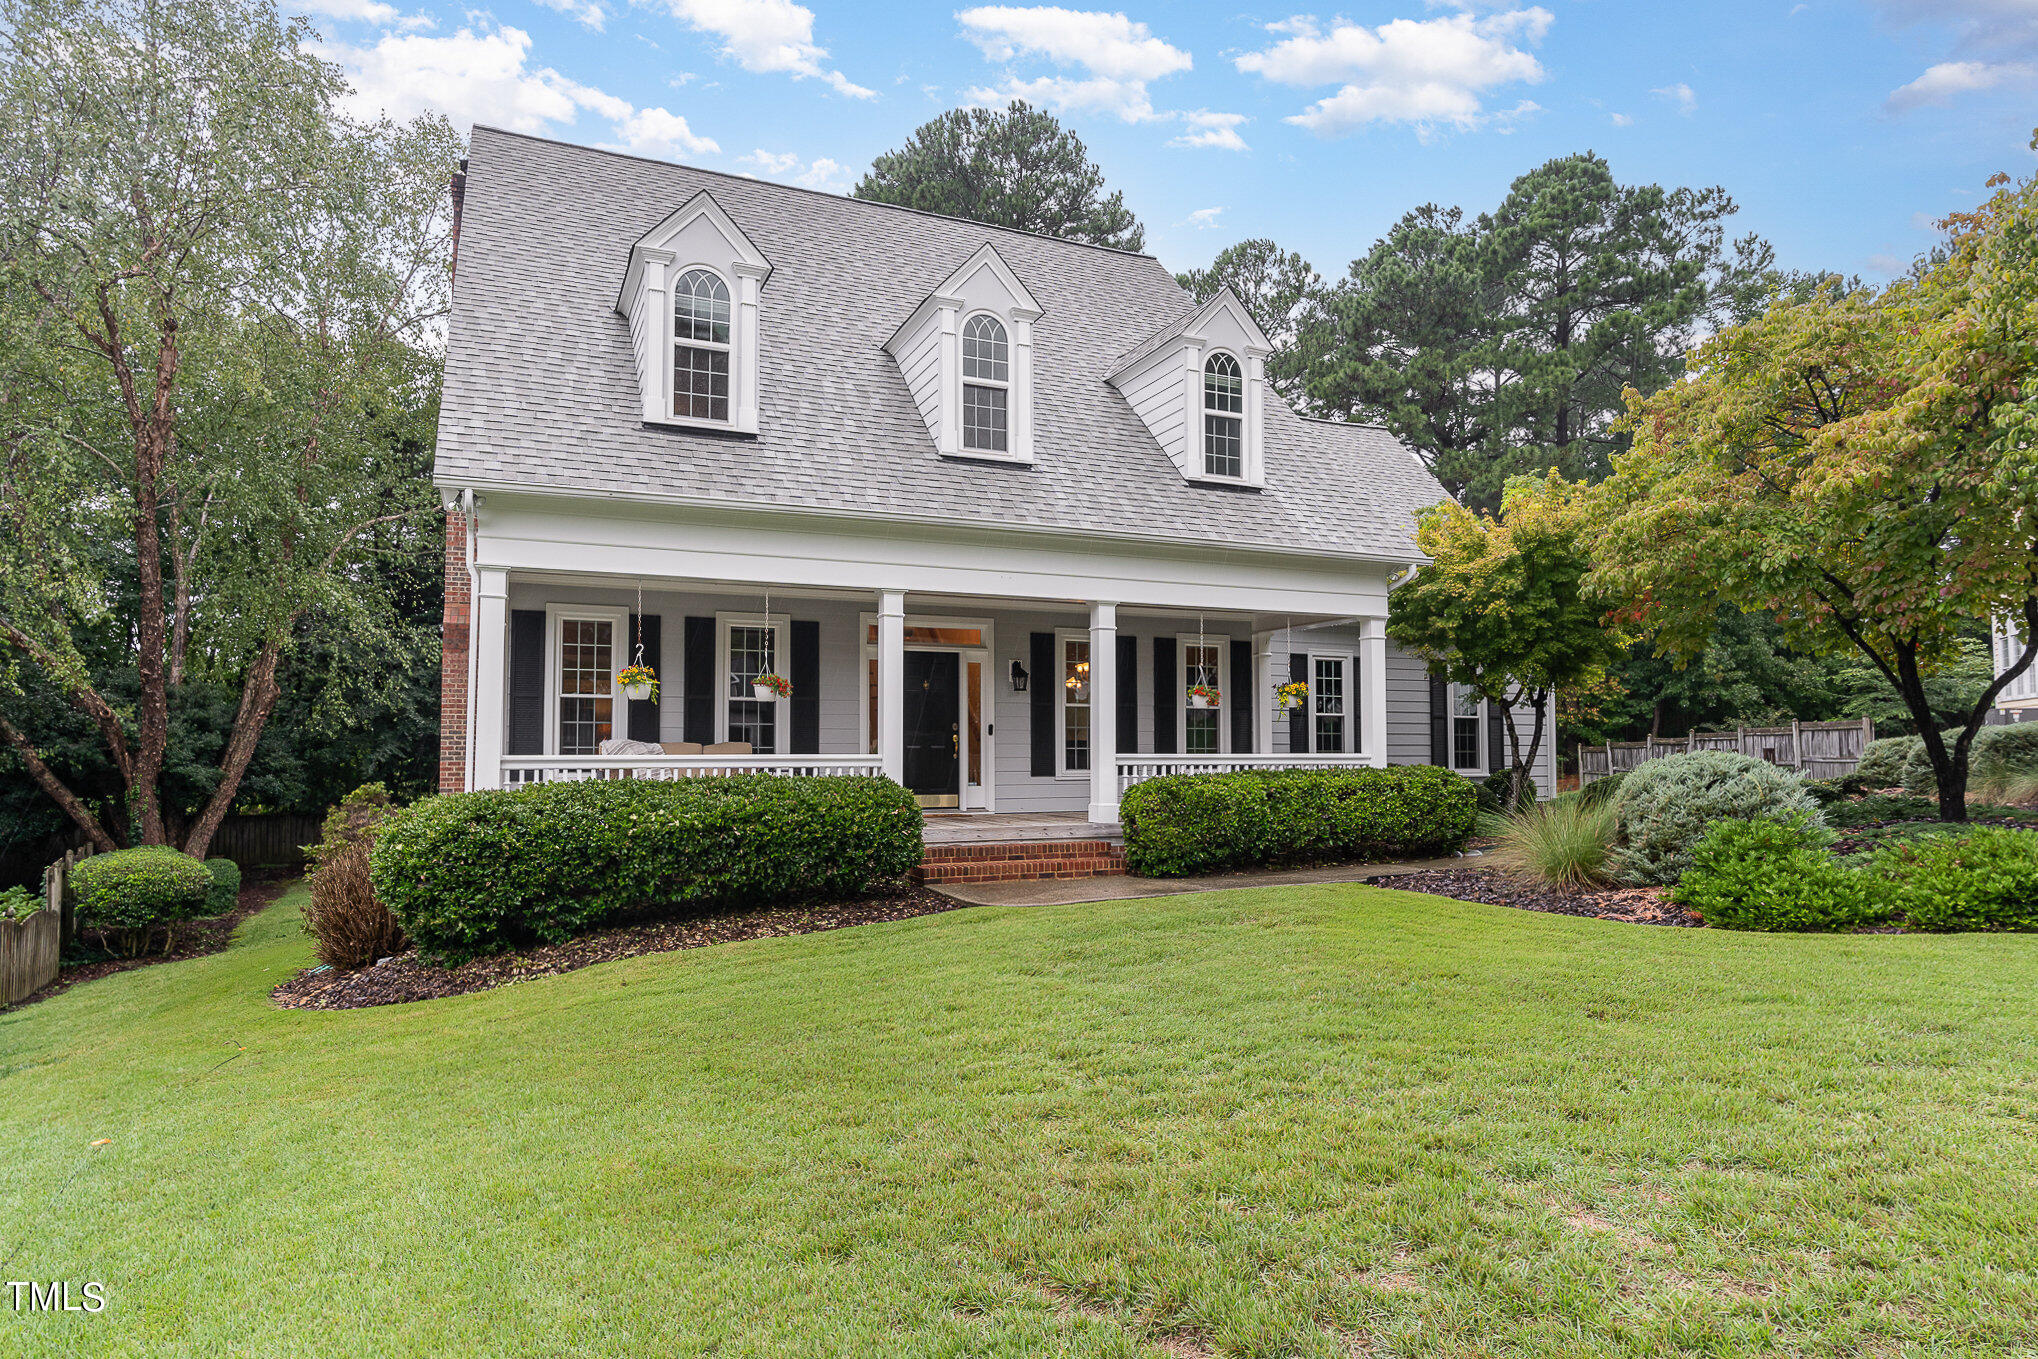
[12,879,294,1009]
[271,883,965,1011]
[1832,817,2038,856]
[1368,868,1702,927]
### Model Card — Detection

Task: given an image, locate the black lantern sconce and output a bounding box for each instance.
[1009,660,1029,692]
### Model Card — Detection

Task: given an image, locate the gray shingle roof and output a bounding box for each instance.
[437,126,1447,563]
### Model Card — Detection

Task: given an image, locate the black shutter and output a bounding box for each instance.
[1116,634,1137,754]
[1287,652,1309,754]
[789,619,820,754]
[626,613,661,742]
[507,610,546,755]
[1229,639,1252,754]
[1429,671,1450,767]
[1029,632,1055,777]
[1487,699,1505,777]
[683,616,715,744]
[1152,637,1176,754]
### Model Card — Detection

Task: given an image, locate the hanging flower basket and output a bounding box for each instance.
[617,665,659,703]
[752,673,793,701]
[1275,680,1309,712]
[1187,683,1221,709]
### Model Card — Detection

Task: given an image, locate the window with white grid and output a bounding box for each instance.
[673,269,732,423]
[557,618,615,756]
[962,314,1010,453]
[1203,353,1244,478]
[1313,656,1348,753]
[725,622,777,753]
[1184,642,1221,755]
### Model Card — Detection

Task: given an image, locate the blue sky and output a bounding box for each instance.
[311,0,2038,282]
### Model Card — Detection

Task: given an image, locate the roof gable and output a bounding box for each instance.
[616,190,771,313]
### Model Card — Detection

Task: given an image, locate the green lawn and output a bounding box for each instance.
[4,884,2037,1357]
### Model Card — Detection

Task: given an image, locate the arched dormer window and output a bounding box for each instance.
[1203,352,1244,478]
[961,313,1009,453]
[673,268,732,423]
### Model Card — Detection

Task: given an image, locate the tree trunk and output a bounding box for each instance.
[180,639,284,861]
[0,714,120,852]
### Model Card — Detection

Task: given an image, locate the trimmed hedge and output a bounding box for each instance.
[1871,827,2038,931]
[1673,815,1891,932]
[71,847,213,936]
[1854,736,1918,789]
[1119,765,1476,878]
[203,857,241,917]
[1611,751,1824,886]
[372,776,924,964]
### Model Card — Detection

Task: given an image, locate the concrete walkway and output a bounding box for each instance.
[928,854,1477,907]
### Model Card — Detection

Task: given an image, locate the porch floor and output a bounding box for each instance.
[920,811,1123,847]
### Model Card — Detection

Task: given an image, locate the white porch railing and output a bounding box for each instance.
[1116,753,1380,794]
[500,755,886,788]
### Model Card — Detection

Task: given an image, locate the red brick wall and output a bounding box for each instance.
[438,508,470,793]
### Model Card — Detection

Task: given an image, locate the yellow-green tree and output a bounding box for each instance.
[1388,472,1625,810]
[1590,139,2038,822]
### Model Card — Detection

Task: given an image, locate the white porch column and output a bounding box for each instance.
[471,567,509,791]
[1252,630,1276,755]
[1361,617,1389,768]
[877,589,907,784]
[1088,601,1119,824]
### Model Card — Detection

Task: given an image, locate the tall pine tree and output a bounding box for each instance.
[1308,153,1772,511]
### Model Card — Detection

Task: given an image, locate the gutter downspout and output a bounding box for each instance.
[458,488,480,792]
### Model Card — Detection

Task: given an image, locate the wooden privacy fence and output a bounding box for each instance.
[1578,717,1875,787]
[2,845,91,1006]
[208,813,323,870]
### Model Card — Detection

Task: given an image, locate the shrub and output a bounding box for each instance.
[1121,765,1475,877]
[372,776,924,964]
[202,858,241,917]
[1476,768,1539,814]
[1823,792,1941,828]
[306,841,407,968]
[303,782,406,969]
[1577,768,1629,809]
[70,846,213,953]
[1487,797,1614,886]
[1872,827,2038,931]
[1899,735,1951,797]
[1972,724,2038,805]
[0,885,38,921]
[1854,735,1920,789]
[1610,750,1825,886]
[1673,815,1891,931]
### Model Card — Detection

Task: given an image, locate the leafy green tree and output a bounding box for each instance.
[1175,239,1322,403]
[855,101,1145,250]
[1591,144,2038,821]
[0,0,458,858]
[1310,154,1772,512]
[1389,472,1627,810]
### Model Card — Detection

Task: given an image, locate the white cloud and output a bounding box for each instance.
[1870,0,2038,112]
[1886,58,2035,111]
[1235,8,1551,137]
[1650,81,1696,114]
[333,25,612,131]
[740,150,853,192]
[1187,206,1224,228]
[1169,108,1249,151]
[1610,111,1632,127]
[657,0,873,98]
[331,22,718,160]
[304,0,401,24]
[535,0,607,31]
[957,5,1192,122]
[615,106,721,157]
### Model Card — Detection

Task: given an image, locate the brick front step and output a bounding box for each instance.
[913,839,1127,885]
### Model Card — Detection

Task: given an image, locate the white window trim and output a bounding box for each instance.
[669,264,734,429]
[1449,682,1487,773]
[1304,650,1356,755]
[714,610,791,745]
[1199,349,1249,484]
[1054,627,1095,780]
[543,604,628,757]
[959,310,1013,457]
[1176,633,1232,756]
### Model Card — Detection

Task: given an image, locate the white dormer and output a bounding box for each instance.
[617,191,771,435]
[884,244,1043,463]
[1107,289,1272,488]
